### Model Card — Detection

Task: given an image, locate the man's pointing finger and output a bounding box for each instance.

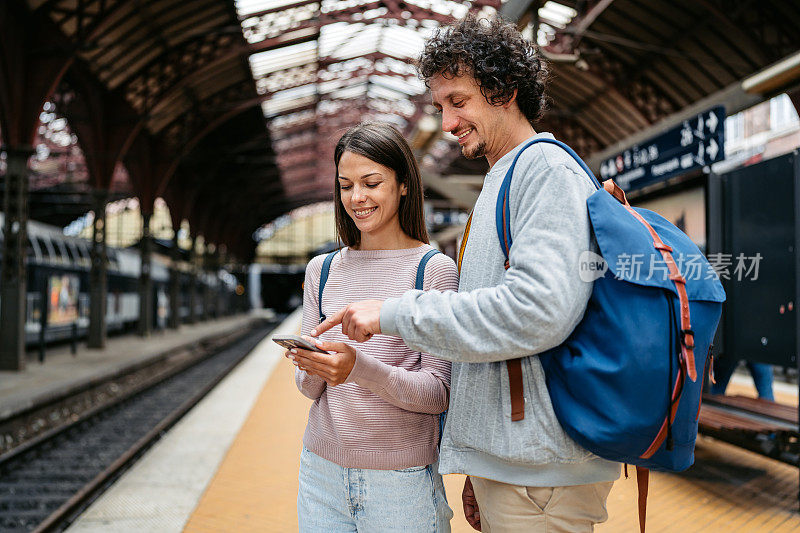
[311,307,345,337]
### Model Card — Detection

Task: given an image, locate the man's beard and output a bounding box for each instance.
[461,140,486,160]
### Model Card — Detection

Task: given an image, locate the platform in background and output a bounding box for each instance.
[0,313,263,421]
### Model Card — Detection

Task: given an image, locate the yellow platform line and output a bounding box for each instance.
[183,351,476,532]
[185,348,798,532]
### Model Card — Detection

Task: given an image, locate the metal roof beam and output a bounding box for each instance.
[549,0,615,54]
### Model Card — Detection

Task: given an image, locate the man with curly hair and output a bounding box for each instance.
[314,15,619,531]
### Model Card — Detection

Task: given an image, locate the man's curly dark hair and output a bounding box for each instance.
[417,15,549,125]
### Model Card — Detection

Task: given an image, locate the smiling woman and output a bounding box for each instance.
[287,121,460,532]
[333,122,429,250]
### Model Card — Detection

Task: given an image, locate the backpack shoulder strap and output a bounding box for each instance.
[414,247,445,446]
[318,251,338,323]
[495,138,601,264]
[415,249,440,290]
[495,138,601,424]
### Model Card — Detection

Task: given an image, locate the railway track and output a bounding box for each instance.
[0,318,279,532]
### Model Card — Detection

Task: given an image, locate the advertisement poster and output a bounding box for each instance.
[48,274,79,325]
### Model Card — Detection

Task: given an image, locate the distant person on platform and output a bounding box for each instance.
[711,356,775,401]
[287,122,458,532]
[313,15,619,533]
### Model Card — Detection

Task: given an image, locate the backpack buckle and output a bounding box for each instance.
[680,328,695,349]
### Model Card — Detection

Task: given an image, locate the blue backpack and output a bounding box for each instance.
[318,248,447,443]
[493,139,725,531]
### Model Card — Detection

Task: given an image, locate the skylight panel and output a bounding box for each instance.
[328,84,368,100]
[366,84,406,101]
[540,1,578,25]
[536,1,577,46]
[379,25,428,59]
[321,23,381,60]
[368,74,424,96]
[249,41,318,76]
[370,113,406,128]
[269,83,317,101]
[317,22,366,57]
[235,0,310,18]
[271,109,316,131]
[263,94,317,116]
[365,94,417,117]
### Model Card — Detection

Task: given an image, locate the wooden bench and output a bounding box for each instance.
[698,394,799,465]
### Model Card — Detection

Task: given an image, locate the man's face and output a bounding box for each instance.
[430,72,502,161]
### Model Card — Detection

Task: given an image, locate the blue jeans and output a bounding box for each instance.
[711,357,774,401]
[297,447,453,532]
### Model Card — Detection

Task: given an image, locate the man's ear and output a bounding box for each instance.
[501,88,518,109]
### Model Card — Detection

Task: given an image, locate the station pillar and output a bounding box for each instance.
[201,248,211,321]
[88,190,108,348]
[213,249,222,318]
[187,235,198,324]
[138,211,153,337]
[0,147,32,371]
[168,231,180,329]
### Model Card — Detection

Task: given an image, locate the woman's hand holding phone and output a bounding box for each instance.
[286,336,357,386]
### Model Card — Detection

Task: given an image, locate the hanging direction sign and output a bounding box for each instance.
[599,106,726,192]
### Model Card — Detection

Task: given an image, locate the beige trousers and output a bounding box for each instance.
[470,477,614,533]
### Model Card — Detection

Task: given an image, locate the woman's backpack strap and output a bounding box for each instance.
[318,251,338,323]
[415,249,440,290]
[415,248,447,446]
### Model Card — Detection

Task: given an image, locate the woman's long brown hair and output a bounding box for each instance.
[333,122,429,248]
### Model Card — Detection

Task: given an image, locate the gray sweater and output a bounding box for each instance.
[381,133,620,487]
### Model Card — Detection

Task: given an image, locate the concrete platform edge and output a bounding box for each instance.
[65,309,301,533]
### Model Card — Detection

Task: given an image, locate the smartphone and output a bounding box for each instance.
[272,334,328,353]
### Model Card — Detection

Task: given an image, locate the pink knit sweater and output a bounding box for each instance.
[296,245,459,469]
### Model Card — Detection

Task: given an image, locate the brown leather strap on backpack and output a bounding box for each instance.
[507,358,525,420]
[636,466,649,533]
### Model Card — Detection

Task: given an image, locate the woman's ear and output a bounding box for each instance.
[400,183,408,196]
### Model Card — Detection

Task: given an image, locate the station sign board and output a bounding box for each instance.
[599,106,726,192]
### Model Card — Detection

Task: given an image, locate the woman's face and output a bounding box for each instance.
[337,151,407,238]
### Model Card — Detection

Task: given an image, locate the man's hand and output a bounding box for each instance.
[463,476,482,531]
[311,300,383,342]
[287,337,357,386]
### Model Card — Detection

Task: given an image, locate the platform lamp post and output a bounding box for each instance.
[87,189,108,348]
[0,146,33,371]
[137,210,153,337]
[168,228,180,329]
[187,234,198,324]
[216,246,225,316]
[201,244,212,321]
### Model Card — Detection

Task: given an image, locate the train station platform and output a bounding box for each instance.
[66,311,800,532]
[0,313,263,424]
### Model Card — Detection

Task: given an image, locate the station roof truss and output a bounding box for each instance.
[236,0,501,205]
[4,0,799,259]
[529,0,800,155]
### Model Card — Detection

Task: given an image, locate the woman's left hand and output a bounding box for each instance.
[289,337,357,386]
